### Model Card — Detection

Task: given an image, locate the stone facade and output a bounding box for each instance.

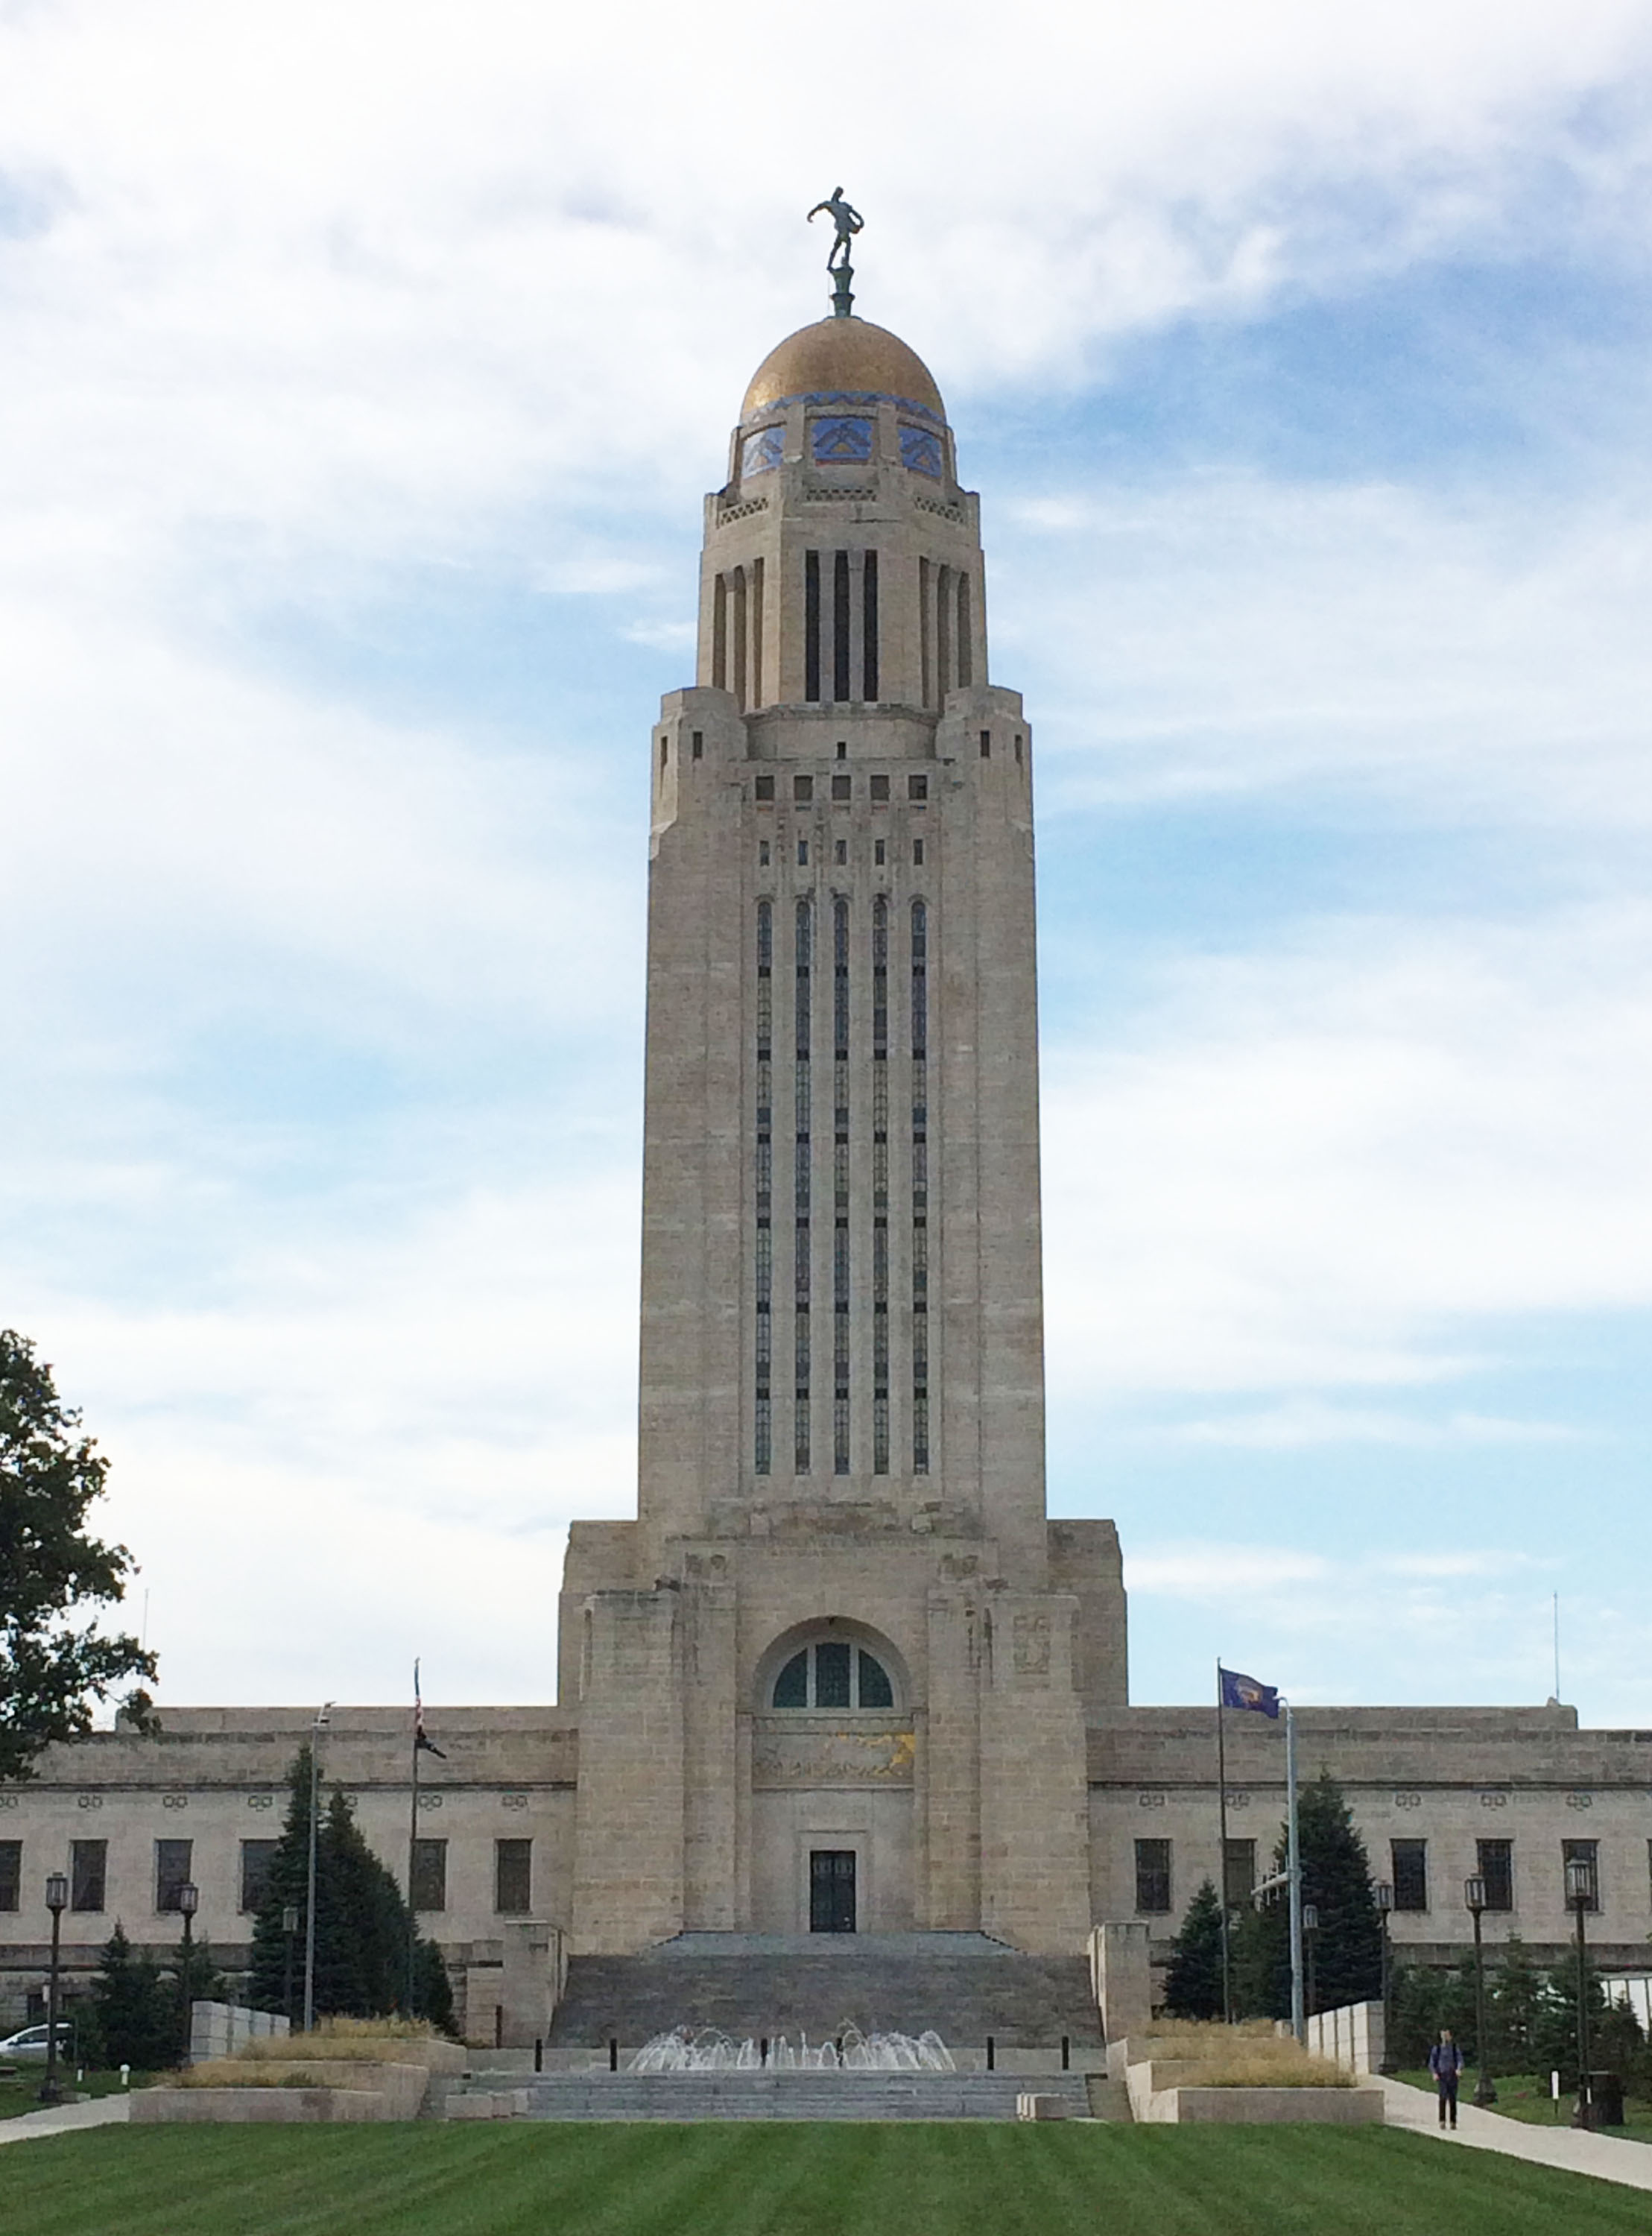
[1,305,1646,2033]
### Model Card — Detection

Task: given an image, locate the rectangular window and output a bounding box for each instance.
[874,838,885,865]
[692,730,703,759]
[1563,1837,1600,1912]
[794,774,813,803]
[912,838,925,865]
[755,773,775,802]
[832,774,851,801]
[862,549,879,701]
[239,1839,278,1916]
[1135,1839,1172,1915]
[0,1840,19,1912]
[815,1640,852,1708]
[411,1838,447,1913]
[155,1838,193,1913]
[1391,1838,1428,1912]
[495,1839,532,1916]
[797,840,808,865]
[804,551,821,702]
[759,839,770,866]
[980,729,991,758]
[870,774,890,803]
[1222,1838,1255,1913]
[833,549,851,703]
[69,1839,107,1914]
[908,774,928,801]
[1476,1838,1513,1913]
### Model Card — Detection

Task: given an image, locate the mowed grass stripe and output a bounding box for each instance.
[2,2121,1648,2236]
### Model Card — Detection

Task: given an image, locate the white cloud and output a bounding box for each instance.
[1155,1400,1589,1448]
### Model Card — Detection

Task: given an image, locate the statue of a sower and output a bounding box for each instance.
[808,188,864,315]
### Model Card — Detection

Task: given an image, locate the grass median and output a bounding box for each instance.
[1,2120,1649,2236]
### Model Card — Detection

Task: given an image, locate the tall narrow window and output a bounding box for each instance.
[1477,1838,1514,1912]
[872,894,890,1473]
[495,1839,532,1915]
[833,549,851,703]
[240,1839,278,1915]
[755,900,773,1475]
[751,555,765,708]
[833,897,851,1474]
[71,1839,107,1913]
[410,1838,447,1913]
[935,564,952,701]
[0,1842,19,1913]
[955,571,972,688]
[794,897,813,1473]
[732,565,748,713]
[156,1839,193,1913]
[713,572,729,692]
[1222,1839,1255,1913]
[804,550,822,702]
[1135,1839,1172,1914]
[918,556,931,707]
[911,897,929,1474]
[1392,1839,1428,1912]
[862,549,879,701]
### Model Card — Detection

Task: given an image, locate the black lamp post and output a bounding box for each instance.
[1463,1875,1497,2106]
[177,1881,200,2067]
[1302,1903,1319,2021]
[38,1872,69,2108]
[1566,1854,1597,2129]
[1375,1880,1396,2074]
[282,1904,300,2027]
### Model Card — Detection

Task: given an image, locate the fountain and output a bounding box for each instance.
[630,2023,956,2073]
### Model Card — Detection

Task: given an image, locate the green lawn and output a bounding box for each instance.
[1,2123,1648,2236]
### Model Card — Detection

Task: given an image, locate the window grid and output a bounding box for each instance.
[755,901,773,1474]
[1477,1838,1514,1913]
[1135,1838,1172,1915]
[833,898,850,1472]
[911,899,929,1474]
[795,897,812,1473]
[70,1838,107,1913]
[1392,1838,1428,1912]
[872,895,890,1473]
[0,1841,19,1913]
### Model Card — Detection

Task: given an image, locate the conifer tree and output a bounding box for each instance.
[1162,1878,1225,2021]
[86,1921,177,2071]
[1229,1769,1382,2018]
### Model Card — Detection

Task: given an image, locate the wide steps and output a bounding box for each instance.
[548,1936,1101,2050]
[496,2071,1095,2121]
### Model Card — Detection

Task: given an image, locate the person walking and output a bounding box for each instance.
[1428,2028,1465,2129]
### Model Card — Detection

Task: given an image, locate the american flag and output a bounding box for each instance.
[414,1660,446,1757]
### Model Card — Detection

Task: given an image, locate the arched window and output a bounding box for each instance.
[771,1640,896,1711]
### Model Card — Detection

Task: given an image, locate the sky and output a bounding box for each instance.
[3,0,1651,1723]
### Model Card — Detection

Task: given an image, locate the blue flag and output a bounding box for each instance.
[1220,1667,1280,1719]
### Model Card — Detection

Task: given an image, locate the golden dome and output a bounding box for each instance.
[741,317,944,423]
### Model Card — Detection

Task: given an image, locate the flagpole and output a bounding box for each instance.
[1285,1699,1305,2044]
[406,1661,421,2015]
[1216,1660,1232,2026]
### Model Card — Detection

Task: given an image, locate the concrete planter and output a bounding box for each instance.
[133,2060,434,2123]
[132,2088,388,2124]
[1144,2085,1384,2125]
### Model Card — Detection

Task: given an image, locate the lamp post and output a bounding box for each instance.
[1566,1854,1597,2129]
[38,1872,69,2108]
[303,1702,332,2035]
[1463,1875,1497,2107]
[281,1904,300,2027]
[1302,1903,1319,2021]
[1375,1880,1396,2074]
[177,1881,199,2067]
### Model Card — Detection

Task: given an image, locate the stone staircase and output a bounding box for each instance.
[546,1933,1102,2052]
[478,2069,1097,2121]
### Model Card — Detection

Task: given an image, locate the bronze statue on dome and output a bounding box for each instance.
[808,189,863,318]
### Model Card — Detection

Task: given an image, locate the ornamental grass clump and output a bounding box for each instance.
[164,2062,327,2089]
[234,2018,434,2062]
[1180,2048,1352,2089]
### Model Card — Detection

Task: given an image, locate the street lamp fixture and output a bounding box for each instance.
[38,1872,69,2108]
[1375,1880,1397,2074]
[303,1703,333,2036]
[1301,1903,1319,2021]
[282,1904,300,2028]
[1565,1854,1598,2129]
[177,1880,200,2067]
[1463,1875,1497,2107]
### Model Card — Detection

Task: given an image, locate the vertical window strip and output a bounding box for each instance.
[918,557,931,708]
[713,574,728,693]
[872,890,890,1473]
[755,900,773,1475]
[832,894,850,1474]
[805,551,821,702]
[935,565,952,701]
[911,897,929,1474]
[751,555,765,709]
[833,549,852,703]
[795,897,812,1472]
[955,571,972,689]
[732,566,748,713]
[862,550,879,701]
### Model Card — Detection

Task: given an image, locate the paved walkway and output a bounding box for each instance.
[0,2093,131,2146]
[1377,2075,1652,2193]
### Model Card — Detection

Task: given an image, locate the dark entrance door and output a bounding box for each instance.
[809,1849,857,1933]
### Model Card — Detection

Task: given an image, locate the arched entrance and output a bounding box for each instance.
[748,1620,916,1934]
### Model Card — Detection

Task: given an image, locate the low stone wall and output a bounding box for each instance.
[1300,2000,1385,2074]
[134,2059,434,2123]
[189,2000,290,2063]
[1135,2082,1384,2125]
[133,2088,389,2124]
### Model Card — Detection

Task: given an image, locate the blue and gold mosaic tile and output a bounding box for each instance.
[899,425,943,478]
[811,415,875,464]
[742,425,785,476]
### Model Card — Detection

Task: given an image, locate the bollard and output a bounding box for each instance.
[987,2036,995,2072]
[609,2037,618,2072]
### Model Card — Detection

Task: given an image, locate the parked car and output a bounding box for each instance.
[0,2022,75,2061]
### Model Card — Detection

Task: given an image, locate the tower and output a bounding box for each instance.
[560,267,1126,1957]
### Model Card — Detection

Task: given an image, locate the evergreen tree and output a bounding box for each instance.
[247,1746,454,2029]
[165,1933,226,2062]
[1487,1936,1550,2073]
[86,1921,177,2071]
[1229,1769,1382,2019]
[1162,1879,1225,2021]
